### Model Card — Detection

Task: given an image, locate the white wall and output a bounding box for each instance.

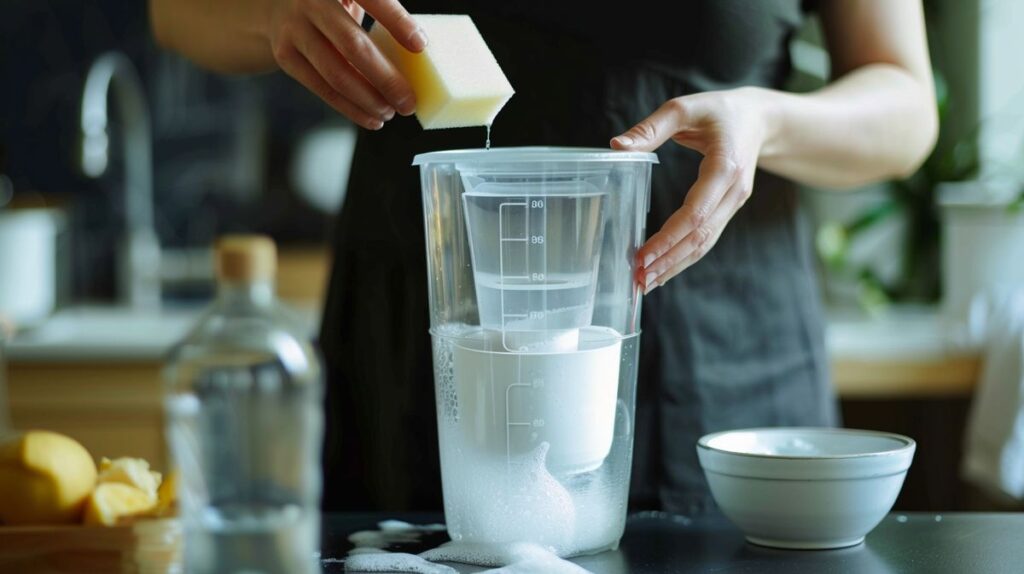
[977,0,1024,174]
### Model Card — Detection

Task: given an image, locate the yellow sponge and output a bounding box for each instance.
[370,14,514,129]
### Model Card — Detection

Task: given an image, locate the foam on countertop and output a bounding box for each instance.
[422,541,591,573]
[344,552,458,573]
[338,520,593,574]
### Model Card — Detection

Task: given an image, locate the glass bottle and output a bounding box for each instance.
[165,235,322,574]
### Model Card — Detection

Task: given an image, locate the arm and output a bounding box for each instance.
[611,0,938,291]
[150,0,276,74]
[149,0,426,130]
[758,0,938,188]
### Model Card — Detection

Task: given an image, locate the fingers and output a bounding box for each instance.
[610,98,687,152]
[306,0,417,115]
[636,150,740,280]
[639,177,749,294]
[359,0,427,52]
[296,21,395,121]
[276,42,386,130]
[339,0,365,23]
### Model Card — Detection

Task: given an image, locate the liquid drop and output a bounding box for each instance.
[485,124,492,150]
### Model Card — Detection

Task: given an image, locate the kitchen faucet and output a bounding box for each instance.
[80,51,161,309]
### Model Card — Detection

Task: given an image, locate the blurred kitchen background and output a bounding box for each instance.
[2,0,1023,514]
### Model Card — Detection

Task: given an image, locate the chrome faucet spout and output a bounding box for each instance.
[80,51,160,308]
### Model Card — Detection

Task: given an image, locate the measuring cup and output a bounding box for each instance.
[461,171,610,351]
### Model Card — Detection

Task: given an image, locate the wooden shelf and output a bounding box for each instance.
[832,355,981,399]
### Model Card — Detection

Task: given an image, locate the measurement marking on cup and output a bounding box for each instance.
[498,200,533,350]
[505,354,540,469]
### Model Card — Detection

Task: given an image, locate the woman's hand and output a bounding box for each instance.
[265,0,427,130]
[611,88,771,294]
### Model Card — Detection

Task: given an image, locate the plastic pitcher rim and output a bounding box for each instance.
[412,146,659,165]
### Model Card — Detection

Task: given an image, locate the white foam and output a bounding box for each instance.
[348,521,447,550]
[340,520,595,574]
[344,552,458,573]
[439,441,576,553]
[421,541,591,573]
[347,548,388,556]
[434,404,628,555]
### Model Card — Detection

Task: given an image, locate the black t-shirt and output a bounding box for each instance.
[321,0,836,515]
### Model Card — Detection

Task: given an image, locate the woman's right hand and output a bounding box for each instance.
[265,0,426,129]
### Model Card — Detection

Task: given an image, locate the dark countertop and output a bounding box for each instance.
[321,511,1024,573]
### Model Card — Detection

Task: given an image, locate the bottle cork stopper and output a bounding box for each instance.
[216,234,276,283]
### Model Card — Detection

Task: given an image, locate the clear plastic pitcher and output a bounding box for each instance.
[415,148,655,556]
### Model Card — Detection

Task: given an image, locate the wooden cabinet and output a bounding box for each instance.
[7,362,167,471]
[3,248,331,472]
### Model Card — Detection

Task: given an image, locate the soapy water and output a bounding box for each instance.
[338,329,638,573]
[430,327,637,557]
[440,442,577,551]
[446,326,622,475]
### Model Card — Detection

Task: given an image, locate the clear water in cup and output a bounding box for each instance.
[462,184,607,333]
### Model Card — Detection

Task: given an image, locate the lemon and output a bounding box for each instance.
[0,431,98,525]
[97,456,162,501]
[83,482,158,526]
[154,470,178,516]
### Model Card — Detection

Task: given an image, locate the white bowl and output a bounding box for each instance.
[696,427,915,549]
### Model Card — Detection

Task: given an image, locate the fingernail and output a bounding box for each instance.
[370,119,384,130]
[382,108,396,121]
[397,96,416,116]
[644,272,657,289]
[409,28,428,51]
[644,281,657,296]
[643,254,655,269]
[614,135,634,147]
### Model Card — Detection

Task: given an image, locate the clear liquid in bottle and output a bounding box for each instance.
[165,235,323,574]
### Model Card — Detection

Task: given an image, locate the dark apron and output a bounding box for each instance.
[320,0,837,516]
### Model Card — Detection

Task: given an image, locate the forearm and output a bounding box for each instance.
[756,63,938,189]
[150,0,276,73]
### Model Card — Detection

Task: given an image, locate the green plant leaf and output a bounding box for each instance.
[1008,189,1024,214]
[816,222,848,269]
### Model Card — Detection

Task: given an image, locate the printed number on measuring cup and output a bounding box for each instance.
[531,273,545,281]
[530,200,545,208]
[531,235,545,244]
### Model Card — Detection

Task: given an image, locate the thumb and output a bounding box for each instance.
[610,99,685,152]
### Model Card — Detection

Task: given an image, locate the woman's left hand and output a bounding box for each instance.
[611,87,770,294]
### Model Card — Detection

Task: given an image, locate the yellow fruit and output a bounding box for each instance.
[97,456,162,502]
[83,482,157,526]
[0,431,98,525]
[154,470,178,515]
